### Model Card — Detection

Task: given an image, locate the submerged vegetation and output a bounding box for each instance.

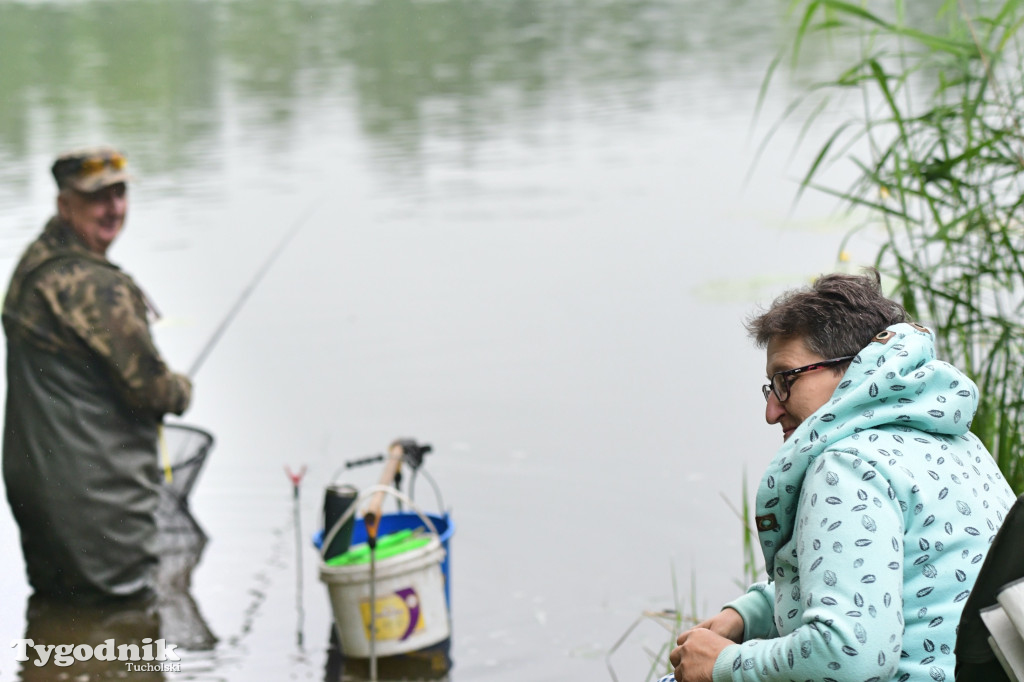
[605,567,691,682]
[765,0,1024,492]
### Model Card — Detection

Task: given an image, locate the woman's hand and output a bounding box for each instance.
[694,607,744,643]
[668,609,743,682]
[668,628,732,682]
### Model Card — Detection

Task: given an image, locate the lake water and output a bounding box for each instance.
[0,1,866,680]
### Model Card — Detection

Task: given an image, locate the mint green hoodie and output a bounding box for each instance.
[715,323,1015,682]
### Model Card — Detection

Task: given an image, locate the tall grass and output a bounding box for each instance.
[605,567,690,682]
[765,0,1024,492]
[720,468,763,589]
[608,472,762,682]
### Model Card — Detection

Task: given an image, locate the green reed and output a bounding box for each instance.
[605,566,690,682]
[764,0,1024,492]
[720,468,763,589]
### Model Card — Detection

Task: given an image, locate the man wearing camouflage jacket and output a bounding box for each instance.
[2,147,191,602]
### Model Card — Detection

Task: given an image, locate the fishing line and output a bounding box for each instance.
[167,198,324,662]
[187,197,326,378]
[161,198,323,481]
[222,507,292,648]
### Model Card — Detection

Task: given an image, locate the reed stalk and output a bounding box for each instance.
[767,0,1024,492]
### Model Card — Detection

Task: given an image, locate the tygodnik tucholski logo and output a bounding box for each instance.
[11,637,182,672]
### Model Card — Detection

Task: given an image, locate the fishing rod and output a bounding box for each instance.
[163,198,320,481]
[333,441,442,511]
[187,198,324,378]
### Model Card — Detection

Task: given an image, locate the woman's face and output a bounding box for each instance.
[764,335,845,442]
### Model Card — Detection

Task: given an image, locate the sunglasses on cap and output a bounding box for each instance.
[74,153,127,176]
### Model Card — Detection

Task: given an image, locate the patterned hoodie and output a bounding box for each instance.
[713,323,1015,682]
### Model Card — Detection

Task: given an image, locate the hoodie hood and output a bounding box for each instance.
[754,322,979,575]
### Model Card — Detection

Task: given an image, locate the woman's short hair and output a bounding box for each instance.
[746,269,911,360]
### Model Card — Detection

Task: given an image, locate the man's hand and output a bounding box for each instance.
[668,609,743,682]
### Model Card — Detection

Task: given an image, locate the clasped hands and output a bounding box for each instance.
[668,607,744,682]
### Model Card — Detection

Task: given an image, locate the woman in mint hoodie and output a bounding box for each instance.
[664,271,1015,682]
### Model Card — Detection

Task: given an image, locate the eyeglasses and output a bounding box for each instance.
[75,153,126,176]
[761,355,856,403]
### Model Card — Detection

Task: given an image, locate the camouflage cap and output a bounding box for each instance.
[51,146,132,193]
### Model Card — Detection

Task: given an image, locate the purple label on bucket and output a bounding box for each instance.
[397,587,420,641]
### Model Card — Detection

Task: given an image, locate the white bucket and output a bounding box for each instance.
[320,536,450,658]
[319,484,452,661]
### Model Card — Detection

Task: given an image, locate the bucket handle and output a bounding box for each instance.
[320,485,441,561]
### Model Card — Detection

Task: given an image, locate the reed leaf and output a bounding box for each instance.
[772,0,1024,492]
[817,0,890,28]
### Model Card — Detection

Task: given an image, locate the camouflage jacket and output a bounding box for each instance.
[2,216,191,416]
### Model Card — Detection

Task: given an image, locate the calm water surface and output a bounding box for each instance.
[0,1,863,680]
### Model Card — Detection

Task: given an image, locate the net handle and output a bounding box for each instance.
[363,441,403,543]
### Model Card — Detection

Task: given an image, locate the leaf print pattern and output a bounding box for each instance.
[711,324,1017,682]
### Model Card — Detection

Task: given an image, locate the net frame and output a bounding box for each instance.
[156,423,214,547]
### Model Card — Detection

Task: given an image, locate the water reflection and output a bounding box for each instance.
[324,632,452,682]
[0,0,785,195]
[19,594,166,681]
[14,501,214,681]
[153,513,217,653]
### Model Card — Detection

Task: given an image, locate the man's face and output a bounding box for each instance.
[764,335,844,442]
[57,182,127,256]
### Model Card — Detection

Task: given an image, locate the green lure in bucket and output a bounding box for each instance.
[325,528,431,567]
